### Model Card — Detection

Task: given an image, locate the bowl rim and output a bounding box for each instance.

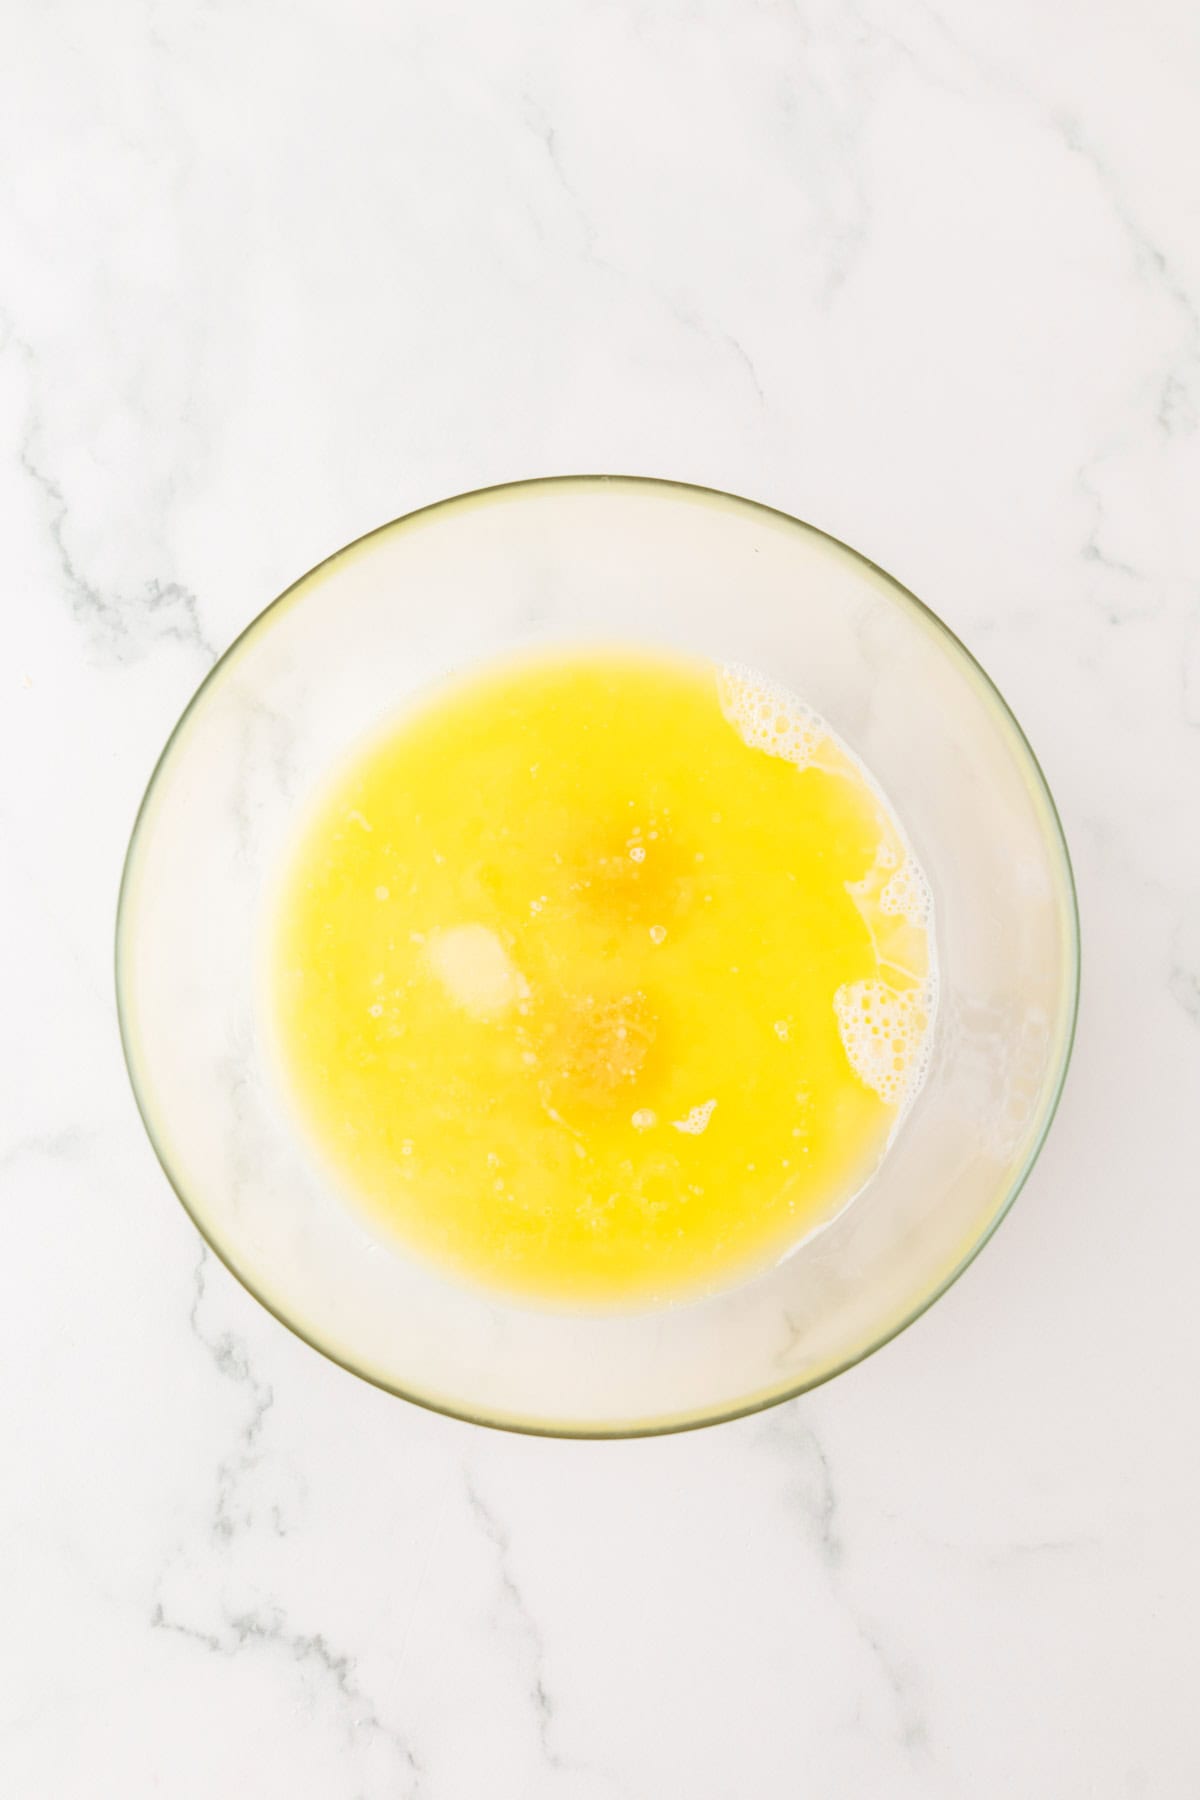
[115,473,1081,1438]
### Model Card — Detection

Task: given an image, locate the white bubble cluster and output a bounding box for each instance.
[718,664,824,769]
[672,1098,717,1135]
[880,858,933,929]
[717,658,940,1117]
[833,979,934,1108]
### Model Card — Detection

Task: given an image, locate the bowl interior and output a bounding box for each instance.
[117,478,1078,1434]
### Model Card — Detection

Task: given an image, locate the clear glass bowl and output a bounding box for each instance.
[116,477,1079,1436]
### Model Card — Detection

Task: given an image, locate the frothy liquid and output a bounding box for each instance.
[271,650,935,1304]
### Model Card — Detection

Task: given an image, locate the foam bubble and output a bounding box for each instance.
[718,664,824,769]
[880,858,932,929]
[845,839,936,988]
[672,1099,717,1135]
[833,978,933,1108]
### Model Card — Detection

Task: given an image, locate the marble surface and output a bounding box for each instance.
[3,0,1198,1793]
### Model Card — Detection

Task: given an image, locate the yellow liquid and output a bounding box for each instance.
[272,650,934,1304]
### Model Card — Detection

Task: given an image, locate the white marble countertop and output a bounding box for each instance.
[4,1,1199,1793]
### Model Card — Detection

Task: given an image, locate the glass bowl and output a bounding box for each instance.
[116,477,1078,1436]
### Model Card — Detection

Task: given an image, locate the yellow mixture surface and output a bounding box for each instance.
[271,650,934,1304]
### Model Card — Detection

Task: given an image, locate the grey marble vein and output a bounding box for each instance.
[903,5,1200,478]
[188,1245,280,1543]
[519,88,768,407]
[0,1126,94,1173]
[755,1408,932,1758]
[150,1598,422,1792]
[853,1618,929,1755]
[669,300,768,407]
[12,378,217,667]
[462,1471,566,1772]
[1054,113,1200,435]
